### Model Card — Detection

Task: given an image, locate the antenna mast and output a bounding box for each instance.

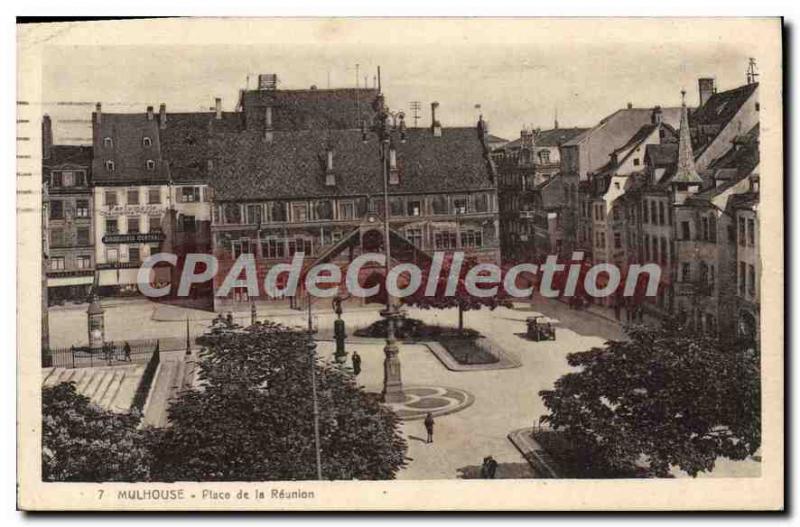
[746,57,759,85]
[409,101,422,128]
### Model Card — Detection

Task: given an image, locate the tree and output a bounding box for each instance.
[149,320,407,481]
[42,382,153,482]
[402,255,511,332]
[538,319,760,477]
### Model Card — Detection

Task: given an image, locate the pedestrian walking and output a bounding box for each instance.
[485,455,498,479]
[123,341,132,362]
[351,350,361,376]
[480,456,490,478]
[424,412,435,443]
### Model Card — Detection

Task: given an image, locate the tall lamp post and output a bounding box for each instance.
[372,67,405,404]
[306,320,323,479]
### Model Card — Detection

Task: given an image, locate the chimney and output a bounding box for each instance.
[698,77,715,107]
[42,114,52,160]
[158,103,167,129]
[651,105,663,125]
[477,115,488,142]
[214,97,222,120]
[95,102,102,124]
[521,128,533,149]
[431,101,442,137]
[146,105,154,121]
[398,114,407,143]
[626,102,633,109]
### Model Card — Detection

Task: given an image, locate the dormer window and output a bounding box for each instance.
[105,160,115,171]
[103,137,113,148]
[146,160,155,171]
[538,150,550,164]
[143,136,152,147]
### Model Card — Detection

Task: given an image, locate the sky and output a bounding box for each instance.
[28,18,765,143]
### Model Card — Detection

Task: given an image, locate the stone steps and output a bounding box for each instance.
[42,364,147,414]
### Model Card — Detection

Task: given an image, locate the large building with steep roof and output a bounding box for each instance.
[208,110,501,308]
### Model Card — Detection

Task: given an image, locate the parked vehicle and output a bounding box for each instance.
[525,316,556,341]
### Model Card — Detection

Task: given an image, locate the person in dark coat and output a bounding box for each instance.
[424,412,435,443]
[351,351,362,376]
[485,455,498,479]
[123,341,132,362]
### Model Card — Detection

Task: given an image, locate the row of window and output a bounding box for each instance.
[49,227,92,248]
[102,136,153,149]
[680,261,716,288]
[678,214,718,243]
[104,244,161,265]
[217,193,494,226]
[104,159,156,172]
[49,199,90,220]
[104,188,162,206]
[49,255,92,271]
[642,234,671,265]
[104,216,162,235]
[226,226,485,260]
[642,199,671,226]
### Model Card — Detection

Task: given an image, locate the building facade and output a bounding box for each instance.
[495,126,586,262]
[42,115,95,304]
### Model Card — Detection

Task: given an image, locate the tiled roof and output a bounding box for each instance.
[690,83,758,155]
[644,144,678,168]
[159,112,243,183]
[563,108,682,147]
[707,124,760,176]
[241,88,379,131]
[728,191,759,210]
[486,134,509,144]
[611,123,675,156]
[209,127,495,201]
[688,172,750,202]
[92,113,168,185]
[691,83,758,128]
[44,145,92,167]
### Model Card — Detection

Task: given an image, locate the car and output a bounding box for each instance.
[525,316,556,341]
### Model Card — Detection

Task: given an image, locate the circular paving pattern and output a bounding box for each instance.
[383,385,475,421]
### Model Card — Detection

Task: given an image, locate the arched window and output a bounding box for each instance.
[103,137,113,148]
[143,136,152,147]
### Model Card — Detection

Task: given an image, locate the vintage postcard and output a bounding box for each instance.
[16,17,783,511]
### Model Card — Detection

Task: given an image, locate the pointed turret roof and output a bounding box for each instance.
[670,90,703,185]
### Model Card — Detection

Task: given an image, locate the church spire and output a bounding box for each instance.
[670,90,703,185]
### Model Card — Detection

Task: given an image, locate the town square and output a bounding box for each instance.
[19,18,775,501]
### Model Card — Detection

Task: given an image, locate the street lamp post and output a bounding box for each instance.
[307,329,323,480]
[372,69,405,404]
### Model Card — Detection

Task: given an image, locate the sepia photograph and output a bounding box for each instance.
[15,16,784,511]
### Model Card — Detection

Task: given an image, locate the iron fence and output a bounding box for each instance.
[44,339,160,369]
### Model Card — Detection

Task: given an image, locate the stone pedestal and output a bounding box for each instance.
[87,295,105,352]
[381,307,404,403]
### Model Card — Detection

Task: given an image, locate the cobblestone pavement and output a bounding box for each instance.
[46,296,759,479]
